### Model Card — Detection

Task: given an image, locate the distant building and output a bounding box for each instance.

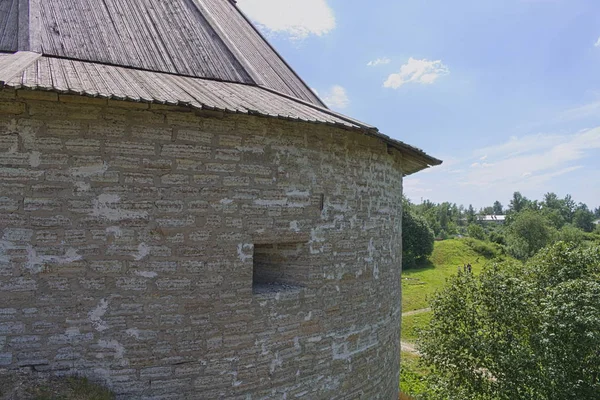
[477,215,506,224]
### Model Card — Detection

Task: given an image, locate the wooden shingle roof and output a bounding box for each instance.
[1,0,322,106]
[0,0,442,174]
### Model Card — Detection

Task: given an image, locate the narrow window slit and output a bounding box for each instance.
[252,242,307,294]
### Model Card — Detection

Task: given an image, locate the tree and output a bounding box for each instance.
[563,194,576,223]
[573,204,595,232]
[541,208,565,229]
[506,210,554,259]
[480,206,494,215]
[467,224,486,241]
[402,208,435,269]
[558,224,586,245]
[508,191,529,213]
[492,201,503,215]
[543,192,561,210]
[467,204,476,224]
[420,242,600,400]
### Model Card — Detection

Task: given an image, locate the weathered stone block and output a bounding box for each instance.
[0,98,406,400]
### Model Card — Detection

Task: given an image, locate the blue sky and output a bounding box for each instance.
[238,0,600,210]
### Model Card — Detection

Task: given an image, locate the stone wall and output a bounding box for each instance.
[0,89,404,399]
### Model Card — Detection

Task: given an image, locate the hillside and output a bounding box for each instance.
[402,239,496,313]
[400,239,501,397]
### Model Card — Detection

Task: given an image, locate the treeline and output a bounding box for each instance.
[402,192,600,266]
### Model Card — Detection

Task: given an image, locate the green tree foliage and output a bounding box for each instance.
[488,230,506,245]
[541,208,565,229]
[403,208,435,269]
[508,191,529,213]
[558,224,586,245]
[467,224,486,241]
[506,210,555,260]
[573,204,596,232]
[420,242,600,400]
[563,194,576,222]
[404,192,597,246]
[492,201,503,215]
[543,192,561,209]
[467,205,476,224]
[481,206,494,215]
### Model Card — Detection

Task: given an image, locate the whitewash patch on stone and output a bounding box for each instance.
[89,299,109,332]
[25,246,82,273]
[237,243,253,262]
[134,243,150,261]
[91,194,148,222]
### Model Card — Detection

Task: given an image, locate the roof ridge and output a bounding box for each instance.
[228,1,328,109]
[190,0,261,87]
[17,0,41,52]
[0,50,41,82]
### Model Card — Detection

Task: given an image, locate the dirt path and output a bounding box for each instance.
[402,308,431,317]
[400,308,430,356]
[400,341,420,355]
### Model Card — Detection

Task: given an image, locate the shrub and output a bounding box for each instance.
[0,372,114,400]
[466,224,486,241]
[488,230,506,245]
[419,242,600,400]
[463,238,499,259]
[558,224,586,245]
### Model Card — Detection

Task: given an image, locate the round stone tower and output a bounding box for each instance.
[0,1,441,398]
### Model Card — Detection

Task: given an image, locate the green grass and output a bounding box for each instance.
[400,238,504,398]
[400,351,429,398]
[402,239,494,312]
[0,375,114,400]
[401,311,432,342]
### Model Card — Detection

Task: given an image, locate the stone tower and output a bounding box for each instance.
[0,0,441,398]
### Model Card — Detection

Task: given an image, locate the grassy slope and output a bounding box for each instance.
[402,239,492,313]
[400,239,499,398]
[400,351,428,397]
[401,312,432,342]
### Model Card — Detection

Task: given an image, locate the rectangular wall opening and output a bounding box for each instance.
[252,242,307,294]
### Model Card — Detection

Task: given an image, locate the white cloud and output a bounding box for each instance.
[383,58,449,89]
[237,0,336,39]
[322,85,349,110]
[367,58,391,67]
[557,100,600,122]
[403,128,600,208]
[460,129,600,188]
[595,37,600,47]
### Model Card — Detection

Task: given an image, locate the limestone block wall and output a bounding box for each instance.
[0,89,404,399]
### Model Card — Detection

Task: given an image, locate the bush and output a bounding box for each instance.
[0,372,114,400]
[466,224,486,241]
[489,230,506,245]
[558,224,586,245]
[463,238,500,259]
[419,242,600,400]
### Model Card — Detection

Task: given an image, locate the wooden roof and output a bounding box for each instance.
[0,1,442,174]
[0,0,322,106]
